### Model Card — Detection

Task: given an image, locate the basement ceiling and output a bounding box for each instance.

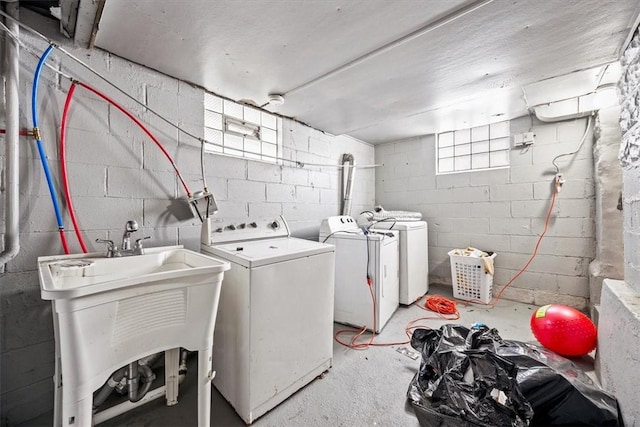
[88,0,640,144]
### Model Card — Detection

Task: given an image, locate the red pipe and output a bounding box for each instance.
[58,229,70,255]
[75,81,192,197]
[0,129,31,136]
[60,83,89,253]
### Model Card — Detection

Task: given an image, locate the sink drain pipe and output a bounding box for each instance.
[341,153,356,216]
[93,351,186,410]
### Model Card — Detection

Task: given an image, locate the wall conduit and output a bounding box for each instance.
[341,153,356,216]
[0,2,21,266]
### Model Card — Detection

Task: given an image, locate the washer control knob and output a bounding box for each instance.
[227,224,236,230]
[215,227,223,233]
[238,223,246,229]
[249,222,258,228]
[270,221,280,229]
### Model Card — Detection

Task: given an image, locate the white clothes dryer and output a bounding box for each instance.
[370,220,428,305]
[319,215,398,333]
[201,216,335,424]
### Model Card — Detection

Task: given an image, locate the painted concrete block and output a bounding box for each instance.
[266,183,296,203]
[598,279,640,426]
[533,290,587,310]
[496,285,535,304]
[176,224,202,251]
[70,197,143,229]
[507,271,558,292]
[449,217,490,234]
[228,179,266,202]
[489,217,531,235]
[146,85,180,119]
[17,196,59,233]
[1,378,53,426]
[309,137,332,158]
[296,186,320,204]
[556,275,590,297]
[308,170,332,188]
[452,186,490,203]
[436,232,472,249]
[490,183,533,201]
[63,95,111,133]
[248,202,283,219]
[470,201,510,218]
[107,167,176,198]
[205,154,247,179]
[469,234,510,253]
[1,340,55,394]
[554,198,595,218]
[215,200,249,219]
[436,172,470,189]
[294,150,323,167]
[248,161,282,183]
[436,203,471,218]
[282,166,308,186]
[556,119,592,143]
[508,165,548,183]
[511,199,555,218]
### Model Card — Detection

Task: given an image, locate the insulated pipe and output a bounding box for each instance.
[341,154,356,216]
[0,2,20,266]
[93,367,127,409]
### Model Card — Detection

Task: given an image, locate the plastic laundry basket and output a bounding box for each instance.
[448,250,497,304]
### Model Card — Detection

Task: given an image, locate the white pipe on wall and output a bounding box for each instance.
[341,153,356,216]
[0,2,20,267]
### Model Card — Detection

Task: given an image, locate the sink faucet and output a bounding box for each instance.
[96,220,150,257]
[122,220,139,251]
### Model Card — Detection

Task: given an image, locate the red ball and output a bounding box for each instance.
[530,304,597,357]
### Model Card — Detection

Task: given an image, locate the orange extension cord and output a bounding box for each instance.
[335,179,560,348]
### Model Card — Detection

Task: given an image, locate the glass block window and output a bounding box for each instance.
[437,121,510,174]
[203,93,282,163]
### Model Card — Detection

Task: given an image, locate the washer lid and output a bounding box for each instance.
[370,220,426,231]
[201,237,334,268]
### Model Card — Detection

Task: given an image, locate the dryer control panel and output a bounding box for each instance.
[201,216,291,245]
[319,215,359,235]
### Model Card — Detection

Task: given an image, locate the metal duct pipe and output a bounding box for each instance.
[0,2,20,267]
[341,153,356,216]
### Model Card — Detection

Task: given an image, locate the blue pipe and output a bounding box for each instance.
[32,45,65,229]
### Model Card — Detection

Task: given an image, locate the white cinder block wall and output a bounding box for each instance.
[596,28,640,426]
[375,116,595,308]
[0,17,373,425]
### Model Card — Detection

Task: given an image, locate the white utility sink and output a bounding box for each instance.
[37,245,230,427]
[39,245,227,299]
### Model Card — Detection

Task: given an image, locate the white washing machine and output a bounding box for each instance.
[201,216,335,424]
[371,220,428,305]
[319,215,399,333]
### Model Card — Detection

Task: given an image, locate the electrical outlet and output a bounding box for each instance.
[513,133,524,147]
[523,132,535,145]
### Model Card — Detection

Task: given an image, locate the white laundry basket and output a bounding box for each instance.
[448,250,497,304]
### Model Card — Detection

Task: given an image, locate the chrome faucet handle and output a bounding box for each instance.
[134,236,151,255]
[95,239,119,257]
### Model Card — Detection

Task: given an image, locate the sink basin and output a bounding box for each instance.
[38,245,230,426]
[38,245,229,300]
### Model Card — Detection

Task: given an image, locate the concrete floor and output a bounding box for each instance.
[24,284,596,427]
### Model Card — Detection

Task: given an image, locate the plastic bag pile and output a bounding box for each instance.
[408,324,621,427]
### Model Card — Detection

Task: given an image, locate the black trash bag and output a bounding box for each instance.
[408,324,622,427]
[408,325,534,427]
